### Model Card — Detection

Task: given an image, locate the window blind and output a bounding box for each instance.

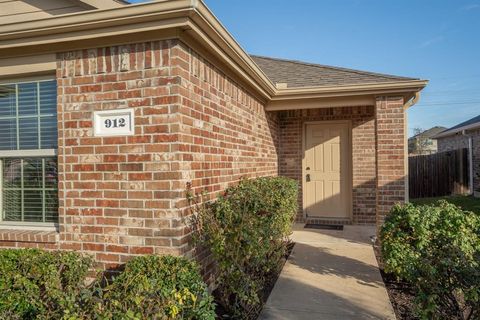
[0,79,58,224]
[0,80,57,151]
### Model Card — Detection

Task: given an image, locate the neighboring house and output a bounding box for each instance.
[0,0,427,271]
[433,115,480,196]
[408,126,446,155]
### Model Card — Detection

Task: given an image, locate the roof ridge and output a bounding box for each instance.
[250,54,418,81]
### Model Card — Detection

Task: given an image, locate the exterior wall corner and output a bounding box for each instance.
[375,96,406,231]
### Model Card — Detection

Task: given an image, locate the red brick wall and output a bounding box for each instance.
[0,39,408,267]
[0,39,279,273]
[169,43,279,197]
[375,96,406,228]
[0,230,58,249]
[0,41,186,267]
[55,40,190,269]
[167,43,279,279]
[278,106,377,224]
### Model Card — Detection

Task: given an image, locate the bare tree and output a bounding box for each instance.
[410,127,433,155]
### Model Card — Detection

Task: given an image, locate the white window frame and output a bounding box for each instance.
[0,78,58,229]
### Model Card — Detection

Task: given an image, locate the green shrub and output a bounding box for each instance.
[0,248,93,320]
[93,255,215,320]
[380,201,480,320]
[0,250,214,320]
[188,176,298,318]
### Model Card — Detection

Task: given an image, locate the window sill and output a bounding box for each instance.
[0,222,58,231]
[0,225,59,243]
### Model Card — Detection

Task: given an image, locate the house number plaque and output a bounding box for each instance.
[94,109,135,137]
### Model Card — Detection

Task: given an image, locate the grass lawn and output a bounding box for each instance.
[410,195,480,214]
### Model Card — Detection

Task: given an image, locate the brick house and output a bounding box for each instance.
[0,0,427,271]
[434,115,480,197]
[408,126,446,155]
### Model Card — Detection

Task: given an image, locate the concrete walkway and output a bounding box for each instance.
[260,224,396,320]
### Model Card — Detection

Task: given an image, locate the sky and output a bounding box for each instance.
[130,0,480,136]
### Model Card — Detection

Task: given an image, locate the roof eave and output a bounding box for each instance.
[72,0,128,10]
[0,0,276,100]
[0,0,426,103]
[0,0,194,40]
[433,122,480,139]
[271,79,428,101]
[186,2,276,97]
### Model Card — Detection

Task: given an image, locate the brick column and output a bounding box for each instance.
[375,96,406,231]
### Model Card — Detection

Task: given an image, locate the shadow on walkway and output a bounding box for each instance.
[261,277,389,320]
[289,243,384,287]
[260,225,395,320]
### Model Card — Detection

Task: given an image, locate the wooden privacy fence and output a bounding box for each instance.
[409,148,470,199]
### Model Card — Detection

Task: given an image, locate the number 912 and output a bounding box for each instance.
[105,118,126,128]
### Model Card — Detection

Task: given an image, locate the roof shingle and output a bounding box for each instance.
[410,126,447,139]
[446,115,480,131]
[435,114,480,137]
[250,55,419,88]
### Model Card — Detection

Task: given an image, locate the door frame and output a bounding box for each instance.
[301,120,353,221]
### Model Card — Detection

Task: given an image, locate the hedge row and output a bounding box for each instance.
[380,201,480,320]
[0,176,298,320]
[0,249,92,319]
[0,250,215,320]
[189,176,298,318]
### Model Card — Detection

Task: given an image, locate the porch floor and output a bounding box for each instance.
[260,224,396,320]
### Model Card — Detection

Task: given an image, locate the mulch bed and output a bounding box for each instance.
[214,242,295,319]
[374,245,419,320]
[379,269,419,320]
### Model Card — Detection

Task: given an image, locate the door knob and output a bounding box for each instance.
[306,174,311,182]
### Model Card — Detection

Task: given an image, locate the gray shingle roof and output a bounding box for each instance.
[438,115,480,136]
[250,55,419,88]
[410,126,448,140]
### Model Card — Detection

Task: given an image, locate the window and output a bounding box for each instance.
[0,79,58,225]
